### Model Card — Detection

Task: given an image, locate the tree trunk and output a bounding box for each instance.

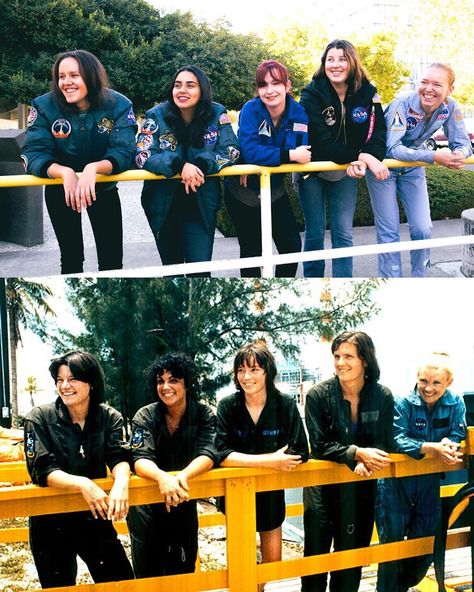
[8,313,18,428]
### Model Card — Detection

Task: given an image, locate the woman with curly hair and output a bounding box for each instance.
[127,353,217,578]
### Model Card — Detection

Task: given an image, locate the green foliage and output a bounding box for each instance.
[0,0,267,112]
[52,278,381,423]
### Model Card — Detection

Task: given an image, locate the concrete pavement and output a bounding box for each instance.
[0,180,468,277]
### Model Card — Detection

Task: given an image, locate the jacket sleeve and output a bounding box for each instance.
[385,98,435,163]
[103,406,130,472]
[128,407,159,467]
[193,108,240,174]
[20,100,57,177]
[103,100,138,173]
[193,404,218,465]
[444,103,473,158]
[362,98,387,161]
[215,397,237,463]
[238,101,282,166]
[447,397,467,443]
[24,409,62,486]
[139,110,183,178]
[304,387,358,467]
[299,88,359,164]
[393,397,424,459]
[285,397,309,462]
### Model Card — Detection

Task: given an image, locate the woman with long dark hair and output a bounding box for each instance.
[127,353,217,578]
[20,50,137,273]
[24,351,133,588]
[299,40,388,277]
[302,331,394,592]
[137,65,240,275]
[216,341,308,591]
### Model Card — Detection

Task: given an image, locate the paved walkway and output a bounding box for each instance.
[0,181,468,277]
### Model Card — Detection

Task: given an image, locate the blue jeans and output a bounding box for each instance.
[298,174,357,277]
[366,167,433,277]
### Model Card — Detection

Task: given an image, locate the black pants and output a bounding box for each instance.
[224,190,301,277]
[29,512,133,588]
[45,184,123,274]
[127,501,198,578]
[302,481,376,592]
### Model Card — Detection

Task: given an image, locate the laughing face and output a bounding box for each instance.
[56,364,91,410]
[257,72,290,115]
[417,366,453,409]
[172,70,201,115]
[236,357,267,399]
[325,47,350,89]
[58,57,90,111]
[156,370,187,409]
[418,66,453,115]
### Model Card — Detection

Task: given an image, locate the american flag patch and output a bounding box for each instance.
[293,123,308,132]
[219,113,231,124]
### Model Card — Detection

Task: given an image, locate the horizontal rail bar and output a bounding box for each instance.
[1,157,473,188]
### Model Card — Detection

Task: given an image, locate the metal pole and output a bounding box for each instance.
[0,279,11,427]
[259,170,274,278]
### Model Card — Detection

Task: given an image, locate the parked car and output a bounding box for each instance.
[426,117,474,150]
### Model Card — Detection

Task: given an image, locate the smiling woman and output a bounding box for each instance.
[20,50,138,274]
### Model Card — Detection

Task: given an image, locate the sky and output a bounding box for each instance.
[11,278,474,416]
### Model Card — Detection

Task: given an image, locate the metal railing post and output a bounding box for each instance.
[259,170,274,278]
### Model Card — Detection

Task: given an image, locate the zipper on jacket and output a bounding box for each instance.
[335,101,347,144]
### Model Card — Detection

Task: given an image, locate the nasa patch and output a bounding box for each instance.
[406,117,419,131]
[323,106,336,126]
[351,106,368,124]
[27,107,37,128]
[159,130,177,151]
[437,107,449,121]
[136,134,154,150]
[26,430,36,458]
[51,119,72,139]
[127,107,136,125]
[135,150,150,169]
[258,120,272,137]
[389,111,405,131]
[415,417,427,431]
[130,427,144,449]
[97,118,114,134]
[20,155,28,172]
[141,118,159,135]
[203,126,218,145]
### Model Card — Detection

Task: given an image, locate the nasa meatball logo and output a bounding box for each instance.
[406,117,419,131]
[415,417,427,431]
[351,106,368,124]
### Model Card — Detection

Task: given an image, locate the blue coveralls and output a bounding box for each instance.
[365,92,472,277]
[376,388,466,592]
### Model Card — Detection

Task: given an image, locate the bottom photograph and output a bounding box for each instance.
[0,276,473,592]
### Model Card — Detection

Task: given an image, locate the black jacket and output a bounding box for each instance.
[300,77,386,164]
[24,398,128,486]
[305,377,394,470]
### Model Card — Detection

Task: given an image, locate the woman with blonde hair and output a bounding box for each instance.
[299,39,388,277]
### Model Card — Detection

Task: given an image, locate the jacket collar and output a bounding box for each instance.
[407,92,449,120]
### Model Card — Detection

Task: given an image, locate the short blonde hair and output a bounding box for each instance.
[417,351,454,381]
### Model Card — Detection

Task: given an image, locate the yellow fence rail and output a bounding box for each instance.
[1,428,473,591]
[1,158,473,278]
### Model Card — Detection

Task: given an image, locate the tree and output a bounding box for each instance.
[0,0,268,111]
[5,279,54,427]
[48,278,382,426]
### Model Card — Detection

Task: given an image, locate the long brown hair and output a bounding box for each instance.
[313,39,367,93]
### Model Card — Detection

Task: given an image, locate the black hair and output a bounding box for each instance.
[49,350,104,407]
[162,65,213,146]
[331,331,380,382]
[144,352,199,405]
[233,341,278,396]
[51,49,109,112]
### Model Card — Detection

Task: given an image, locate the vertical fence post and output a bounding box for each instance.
[259,170,274,278]
[225,476,258,590]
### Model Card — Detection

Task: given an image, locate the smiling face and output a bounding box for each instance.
[56,364,91,411]
[418,66,453,115]
[333,341,367,385]
[417,366,453,409]
[172,70,201,116]
[157,370,187,409]
[237,357,267,399]
[325,47,350,88]
[257,72,290,116]
[58,57,89,111]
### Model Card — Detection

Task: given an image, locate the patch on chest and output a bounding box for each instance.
[415,417,427,431]
[97,118,115,134]
[159,130,178,151]
[323,106,336,126]
[258,120,272,137]
[51,119,72,138]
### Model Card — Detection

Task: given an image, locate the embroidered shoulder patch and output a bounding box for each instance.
[389,111,405,131]
[26,430,36,458]
[454,109,464,122]
[219,112,231,125]
[141,118,159,135]
[27,107,37,127]
[293,122,308,132]
[135,150,150,168]
[97,118,114,134]
[130,427,144,449]
[127,107,136,125]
